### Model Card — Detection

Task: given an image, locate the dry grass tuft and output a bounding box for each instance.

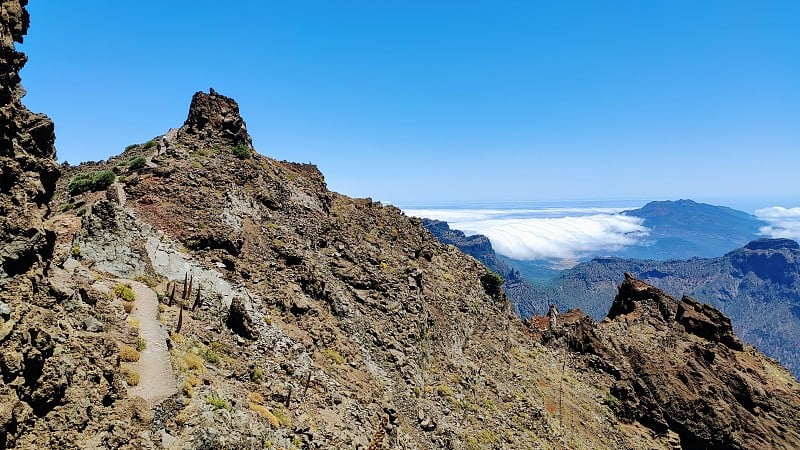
[249,403,280,428]
[119,345,141,362]
[120,365,140,386]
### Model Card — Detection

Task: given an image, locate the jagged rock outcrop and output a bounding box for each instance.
[176,88,253,150]
[0,0,59,283]
[565,275,800,449]
[540,238,800,376]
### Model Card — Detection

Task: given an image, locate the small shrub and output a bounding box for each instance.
[126,317,141,329]
[250,366,264,383]
[249,403,280,427]
[59,203,75,212]
[135,337,147,351]
[68,170,115,196]
[200,348,220,364]
[248,392,265,404]
[437,384,454,397]
[142,140,156,149]
[181,353,205,372]
[120,365,140,386]
[480,269,505,301]
[133,274,159,288]
[113,283,136,302]
[182,373,201,397]
[124,144,138,151]
[75,207,87,217]
[70,245,81,257]
[206,395,230,410]
[232,142,252,159]
[321,348,345,364]
[128,156,146,170]
[271,408,292,427]
[119,345,140,362]
[123,301,134,313]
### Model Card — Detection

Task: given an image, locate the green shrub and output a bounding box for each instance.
[68,170,115,196]
[206,395,230,410]
[321,348,345,364]
[233,142,252,159]
[200,348,221,364]
[142,140,156,149]
[114,283,136,302]
[135,337,147,352]
[124,144,138,151]
[70,245,81,257]
[128,156,146,170]
[480,269,505,301]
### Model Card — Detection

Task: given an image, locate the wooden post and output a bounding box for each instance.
[176,304,184,334]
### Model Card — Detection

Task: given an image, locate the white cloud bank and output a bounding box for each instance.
[405,208,650,260]
[755,206,800,240]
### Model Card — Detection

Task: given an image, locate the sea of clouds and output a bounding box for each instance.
[755,207,800,240]
[403,205,650,261]
[403,202,800,263]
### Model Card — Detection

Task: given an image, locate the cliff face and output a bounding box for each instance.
[0,0,59,284]
[0,3,149,448]
[563,274,800,449]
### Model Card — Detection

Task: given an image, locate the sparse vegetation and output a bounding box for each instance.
[68,170,115,196]
[142,140,156,149]
[249,403,280,428]
[124,144,138,151]
[206,395,230,410]
[128,156,146,170]
[233,141,252,159]
[70,245,81,257]
[119,345,140,362]
[120,366,140,386]
[135,337,147,352]
[480,269,505,301]
[250,366,264,382]
[199,347,220,364]
[59,202,75,212]
[271,408,292,427]
[133,274,160,288]
[321,348,345,364]
[113,283,136,302]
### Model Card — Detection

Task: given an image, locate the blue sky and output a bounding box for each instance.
[19,1,800,205]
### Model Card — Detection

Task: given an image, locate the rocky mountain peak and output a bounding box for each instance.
[177,88,253,149]
[744,237,800,251]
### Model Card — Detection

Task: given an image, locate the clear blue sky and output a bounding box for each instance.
[19,1,800,205]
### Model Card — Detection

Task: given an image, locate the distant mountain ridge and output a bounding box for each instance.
[541,238,800,376]
[618,199,766,260]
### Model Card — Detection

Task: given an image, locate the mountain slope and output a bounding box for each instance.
[422,219,549,317]
[3,4,800,448]
[542,238,800,377]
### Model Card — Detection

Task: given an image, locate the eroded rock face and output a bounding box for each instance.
[566,275,800,449]
[1,4,150,448]
[0,0,59,284]
[177,88,253,149]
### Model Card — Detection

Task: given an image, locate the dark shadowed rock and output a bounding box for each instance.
[178,88,253,149]
[226,296,259,340]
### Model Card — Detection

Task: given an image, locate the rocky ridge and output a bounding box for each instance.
[3,3,800,448]
[541,238,800,377]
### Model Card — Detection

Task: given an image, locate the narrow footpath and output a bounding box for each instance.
[124,279,177,406]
